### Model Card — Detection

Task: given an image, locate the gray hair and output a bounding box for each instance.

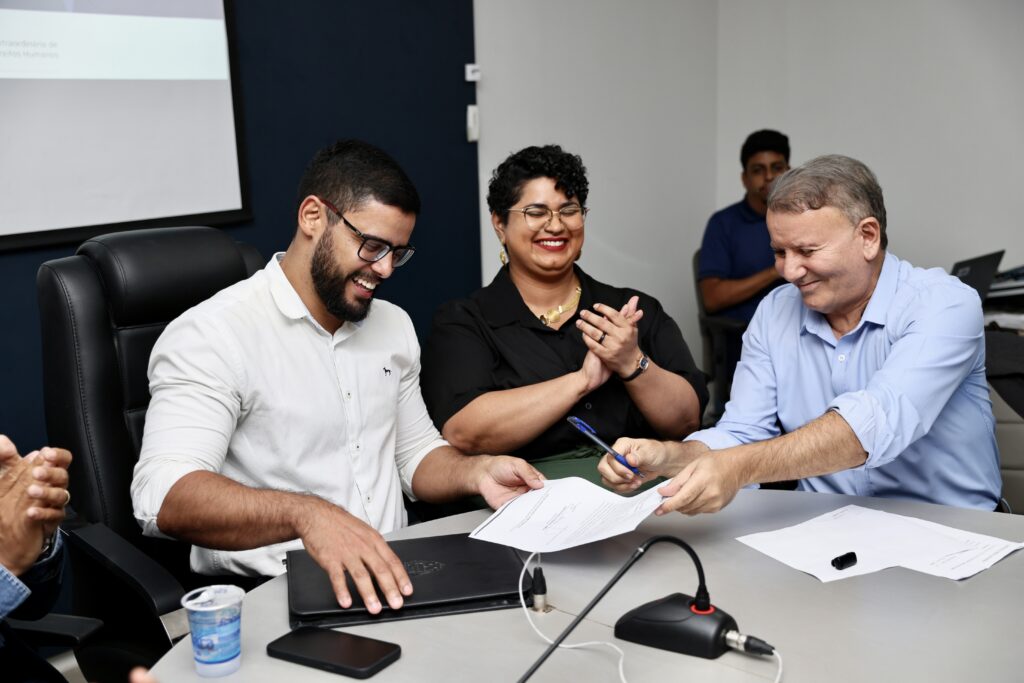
[768,154,887,249]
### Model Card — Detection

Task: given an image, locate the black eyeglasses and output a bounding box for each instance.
[316,196,416,267]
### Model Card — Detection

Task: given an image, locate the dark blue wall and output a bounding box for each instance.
[0,0,481,451]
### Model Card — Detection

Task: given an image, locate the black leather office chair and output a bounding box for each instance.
[36,227,264,680]
[6,612,104,681]
[986,329,1024,514]
[692,249,747,425]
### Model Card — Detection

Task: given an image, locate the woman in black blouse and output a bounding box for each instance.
[421,145,706,480]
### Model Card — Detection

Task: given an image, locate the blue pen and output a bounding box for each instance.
[566,416,644,478]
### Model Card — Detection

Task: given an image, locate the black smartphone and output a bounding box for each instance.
[267,627,401,678]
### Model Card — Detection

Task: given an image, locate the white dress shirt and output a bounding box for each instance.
[131,254,447,576]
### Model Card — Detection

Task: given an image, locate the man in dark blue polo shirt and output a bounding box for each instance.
[698,130,789,415]
[700,130,791,320]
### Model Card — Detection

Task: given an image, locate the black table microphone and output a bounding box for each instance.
[517,535,775,681]
[615,591,737,658]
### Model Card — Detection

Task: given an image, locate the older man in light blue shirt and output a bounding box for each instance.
[599,154,1001,512]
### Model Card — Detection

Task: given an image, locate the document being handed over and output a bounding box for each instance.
[470,477,663,553]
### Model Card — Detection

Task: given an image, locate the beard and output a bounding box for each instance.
[310,225,377,323]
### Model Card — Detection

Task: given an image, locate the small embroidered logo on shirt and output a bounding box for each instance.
[383,367,392,376]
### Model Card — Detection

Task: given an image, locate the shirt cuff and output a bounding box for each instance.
[36,529,63,564]
[132,460,208,538]
[0,562,31,619]
[697,269,730,280]
[828,394,888,467]
[684,427,743,451]
[397,437,449,502]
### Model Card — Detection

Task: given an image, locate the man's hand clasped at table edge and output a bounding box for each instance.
[0,435,72,576]
[597,437,745,515]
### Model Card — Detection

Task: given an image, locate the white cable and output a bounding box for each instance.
[772,649,783,683]
[518,552,628,683]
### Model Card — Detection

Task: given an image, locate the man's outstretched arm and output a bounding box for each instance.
[656,411,866,514]
[410,446,544,510]
[157,471,411,615]
[598,410,865,515]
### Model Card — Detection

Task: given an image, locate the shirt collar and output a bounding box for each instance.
[860,251,898,326]
[738,197,764,223]
[800,251,896,337]
[478,265,592,330]
[266,253,361,337]
[799,304,829,340]
[267,253,308,320]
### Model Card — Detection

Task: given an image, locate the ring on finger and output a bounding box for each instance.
[63,490,71,506]
[597,332,607,344]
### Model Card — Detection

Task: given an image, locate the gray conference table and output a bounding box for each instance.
[152,489,1024,682]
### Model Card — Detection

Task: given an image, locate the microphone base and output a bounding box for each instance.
[614,593,738,659]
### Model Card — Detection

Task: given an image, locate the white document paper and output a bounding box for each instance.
[470,477,663,553]
[737,504,1024,582]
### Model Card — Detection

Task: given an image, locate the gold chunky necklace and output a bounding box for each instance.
[538,285,582,327]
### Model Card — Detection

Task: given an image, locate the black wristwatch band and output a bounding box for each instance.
[622,354,649,382]
[39,529,58,559]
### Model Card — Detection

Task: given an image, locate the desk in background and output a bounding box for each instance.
[152,489,1024,682]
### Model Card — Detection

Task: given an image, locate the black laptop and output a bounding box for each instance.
[286,533,532,628]
[951,250,1004,299]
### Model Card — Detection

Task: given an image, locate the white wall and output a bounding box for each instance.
[717,0,1024,270]
[473,0,718,354]
[474,0,1024,365]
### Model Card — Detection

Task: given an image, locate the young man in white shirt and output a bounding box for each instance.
[132,140,543,614]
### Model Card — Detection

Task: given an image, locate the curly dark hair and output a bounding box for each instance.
[486,145,589,223]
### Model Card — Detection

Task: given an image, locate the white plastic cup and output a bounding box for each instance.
[181,585,245,677]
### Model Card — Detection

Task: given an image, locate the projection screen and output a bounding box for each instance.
[0,0,246,249]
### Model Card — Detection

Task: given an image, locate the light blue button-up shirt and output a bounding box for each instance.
[688,252,1001,510]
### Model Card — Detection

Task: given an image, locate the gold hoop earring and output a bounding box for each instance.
[499,247,508,266]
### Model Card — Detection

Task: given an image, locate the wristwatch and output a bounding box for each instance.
[39,529,58,559]
[622,353,650,382]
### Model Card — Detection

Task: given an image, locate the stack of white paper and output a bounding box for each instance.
[737,504,1024,582]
